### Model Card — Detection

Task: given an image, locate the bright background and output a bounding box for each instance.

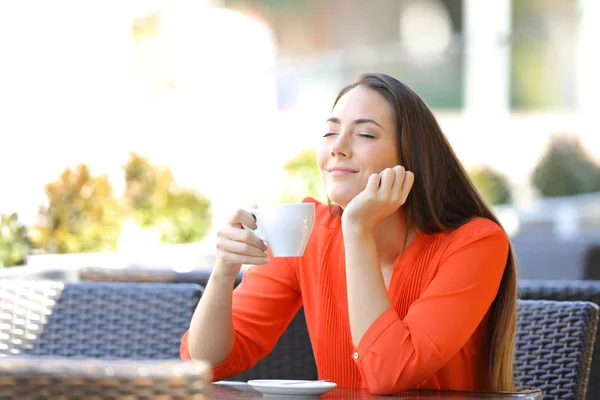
[0,0,598,278]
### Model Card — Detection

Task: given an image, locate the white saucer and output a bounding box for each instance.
[247,379,337,397]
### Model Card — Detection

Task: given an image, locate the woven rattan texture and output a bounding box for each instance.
[519,280,600,400]
[0,357,211,399]
[0,280,202,360]
[80,267,319,380]
[514,299,598,400]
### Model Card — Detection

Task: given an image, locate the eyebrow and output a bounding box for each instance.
[326,117,383,129]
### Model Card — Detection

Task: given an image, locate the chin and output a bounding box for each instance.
[326,190,357,210]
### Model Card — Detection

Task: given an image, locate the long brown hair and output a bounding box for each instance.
[332,72,517,392]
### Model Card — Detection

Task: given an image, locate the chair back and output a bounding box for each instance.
[519,280,600,400]
[515,299,599,400]
[80,267,319,380]
[0,280,202,359]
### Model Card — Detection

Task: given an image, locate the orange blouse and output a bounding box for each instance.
[181,198,509,394]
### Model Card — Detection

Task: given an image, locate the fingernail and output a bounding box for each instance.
[263,257,270,263]
[263,251,268,257]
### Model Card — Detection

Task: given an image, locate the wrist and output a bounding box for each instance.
[341,216,374,237]
[210,265,240,287]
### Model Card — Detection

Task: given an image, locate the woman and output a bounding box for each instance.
[181,72,517,395]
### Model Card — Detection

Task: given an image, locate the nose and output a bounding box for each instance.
[330,132,352,158]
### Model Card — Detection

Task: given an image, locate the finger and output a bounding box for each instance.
[398,171,415,203]
[218,251,270,266]
[365,173,381,193]
[227,208,258,229]
[218,225,267,251]
[379,167,396,194]
[390,165,406,197]
[216,236,268,258]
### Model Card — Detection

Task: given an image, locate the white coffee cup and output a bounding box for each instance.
[244,203,316,257]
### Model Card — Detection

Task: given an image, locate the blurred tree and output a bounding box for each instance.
[0,213,30,267]
[469,166,513,205]
[531,135,600,197]
[158,189,212,245]
[510,0,578,110]
[123,153,212,244]
[511,40,554,109]
[123,152,174,228]
[30,165,122,254]
[281,149,326,203]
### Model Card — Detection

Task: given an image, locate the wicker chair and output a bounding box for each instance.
[518,280,600,400]
[79,267,319,381]
[515,299,599,400]
[0,356,211,399]
[0,280,202,360]
[78,266,203,284]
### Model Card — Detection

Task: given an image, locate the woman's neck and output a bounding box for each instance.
[373,210,415,265]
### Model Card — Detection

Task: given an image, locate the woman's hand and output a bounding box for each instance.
[342,165,414,231]
[213,207,270,280]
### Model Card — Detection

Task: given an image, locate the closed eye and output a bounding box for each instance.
[358,133,376,139]
[322,133,338,138]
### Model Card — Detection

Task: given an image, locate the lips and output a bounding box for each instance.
[327,166,358,176]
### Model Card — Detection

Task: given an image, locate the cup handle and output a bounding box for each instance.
[243,210,267,242]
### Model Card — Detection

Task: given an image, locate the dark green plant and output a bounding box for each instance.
[123,153,212,244]
[281,149,326,203]
[30,164,122,253]
[469,166,513,205]
[0,213,30,267]
[531,135,600,197]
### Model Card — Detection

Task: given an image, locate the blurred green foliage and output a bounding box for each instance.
[469,166,513,205]
[30,164,122,254]
[281,149,326,203]
[511,40,554,109]
[532,135,600,197]
[123,153,175,228]
[27,153,212,255]
[156,189,212,245]
[123,153,212,244]
[0,213,30,267]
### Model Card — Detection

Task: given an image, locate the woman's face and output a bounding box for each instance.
[317,85,400,209]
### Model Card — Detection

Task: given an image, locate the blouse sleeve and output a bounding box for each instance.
[180,254,301,381]
[352,220,509,394]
